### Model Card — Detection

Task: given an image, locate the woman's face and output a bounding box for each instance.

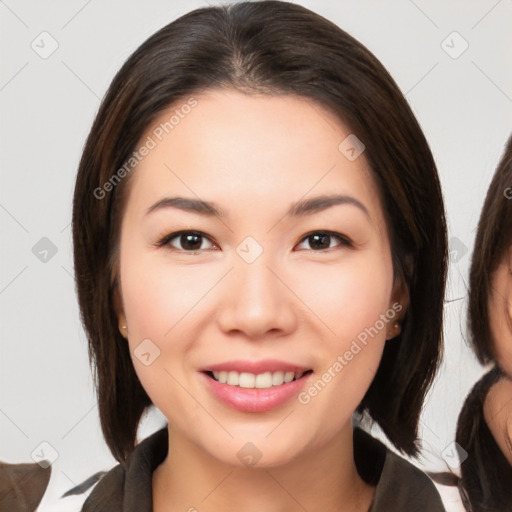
[488,247,512,377]
[115,89,406,467]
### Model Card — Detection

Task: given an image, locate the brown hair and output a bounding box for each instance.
[468,134,512,364]
[72,0,447,464]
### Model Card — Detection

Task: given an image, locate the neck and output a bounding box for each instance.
[152,422,375,512]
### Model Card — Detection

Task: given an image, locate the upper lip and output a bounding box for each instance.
[200,359,312,374]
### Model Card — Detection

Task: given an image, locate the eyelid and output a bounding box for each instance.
[155,229,354,252]
[297,230,354,250]
[155,230,217,250]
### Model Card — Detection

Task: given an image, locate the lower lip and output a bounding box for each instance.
[200,372,312,412]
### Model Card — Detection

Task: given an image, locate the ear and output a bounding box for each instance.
[112,284,128,338]
[386,274,410,340]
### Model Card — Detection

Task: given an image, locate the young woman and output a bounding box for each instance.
[453,134,512,511]
[70,1,448,510]
[468,134,512,379]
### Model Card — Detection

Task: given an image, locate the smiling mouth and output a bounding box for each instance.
[203,369,313,389]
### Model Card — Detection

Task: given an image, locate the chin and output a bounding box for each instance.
[203,436,306,469]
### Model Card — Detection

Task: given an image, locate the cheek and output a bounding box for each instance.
[120,251,214,339]
[293,258,393,406]
[119,255,217,421]
[293,256,393,341]
[488,291,512,374]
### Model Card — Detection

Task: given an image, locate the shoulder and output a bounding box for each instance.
[354,427,446,512]
[79,464,125,512]
[81,426,168,512]
[0,458,104,512]
[376,449,446,510]
[0,460,51,511]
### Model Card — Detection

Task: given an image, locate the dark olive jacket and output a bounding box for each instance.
[81,426,446,512]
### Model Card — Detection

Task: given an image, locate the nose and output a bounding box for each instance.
[216,254,298,340]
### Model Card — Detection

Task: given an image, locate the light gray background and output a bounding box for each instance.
[1,0,511,510]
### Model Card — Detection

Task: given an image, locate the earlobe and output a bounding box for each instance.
[386,276,409,340]
[386,321,402,340]
[112,285,128,338]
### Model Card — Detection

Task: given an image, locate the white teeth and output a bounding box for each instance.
[255,372,273,388]
[239,372,255,388]
[209,369,308,388]
[283,371,295,383]
[227,371,239,386]
[272,371,284,386]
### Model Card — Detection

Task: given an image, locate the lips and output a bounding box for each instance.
[199,359,314,412]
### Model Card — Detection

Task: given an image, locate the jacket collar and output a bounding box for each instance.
[82,425,445,511]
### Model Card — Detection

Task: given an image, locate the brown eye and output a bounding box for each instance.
[156,230,217,251]
[296,231,353,251]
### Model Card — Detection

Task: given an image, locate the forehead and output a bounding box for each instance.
[124,89,385,226]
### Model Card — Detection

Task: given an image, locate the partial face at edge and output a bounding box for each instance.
[488,247,512,378]
[483,375,512,466]
[113,88,408,467]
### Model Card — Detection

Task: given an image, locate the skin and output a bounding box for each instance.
[488,247,512,378]
[114,89,408,512]
[484,248,512,465]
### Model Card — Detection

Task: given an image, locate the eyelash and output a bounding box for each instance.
[155,230,354,253]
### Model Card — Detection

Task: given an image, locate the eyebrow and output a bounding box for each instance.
[145,194,371,220]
